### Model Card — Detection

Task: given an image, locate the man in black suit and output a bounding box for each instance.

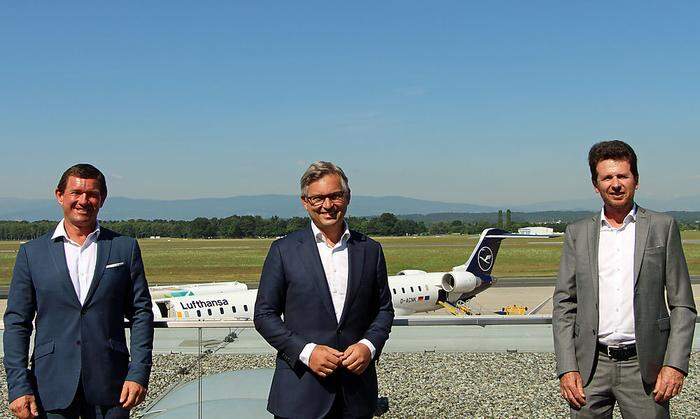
[254,161,394,419]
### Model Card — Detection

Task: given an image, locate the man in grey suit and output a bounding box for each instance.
[4,164,153,418]
[553,140,696,418]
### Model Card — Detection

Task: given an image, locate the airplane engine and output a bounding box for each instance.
[441,271,481,293]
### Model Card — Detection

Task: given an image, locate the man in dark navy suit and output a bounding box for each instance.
[4,164,153,418]
[254,161,394,419]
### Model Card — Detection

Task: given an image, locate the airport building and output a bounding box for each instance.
[517,226,554,235]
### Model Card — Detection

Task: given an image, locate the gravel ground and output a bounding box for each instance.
[1,352,698,418]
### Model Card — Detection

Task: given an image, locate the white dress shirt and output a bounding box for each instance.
[299,222,376,366]
[597,205,637,346]
[51,219,100,305]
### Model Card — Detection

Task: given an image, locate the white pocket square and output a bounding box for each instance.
[106,262,125,269]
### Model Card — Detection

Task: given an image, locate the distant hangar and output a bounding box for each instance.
[517,226,554,235]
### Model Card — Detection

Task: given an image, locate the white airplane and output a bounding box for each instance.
[150,281,249,300]
[151,228,551,321]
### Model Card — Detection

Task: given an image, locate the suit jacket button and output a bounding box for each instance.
[81,309,87,315]
[76,340,81,346]
[337,329,342,334]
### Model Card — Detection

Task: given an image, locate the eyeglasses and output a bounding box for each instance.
[304,191,347,207]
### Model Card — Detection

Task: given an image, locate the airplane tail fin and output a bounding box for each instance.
[462,228,508,276]
[461,228,558,276]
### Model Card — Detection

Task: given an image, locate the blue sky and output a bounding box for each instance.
[1,2,698,205]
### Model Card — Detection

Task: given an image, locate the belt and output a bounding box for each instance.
[597,342,637,361]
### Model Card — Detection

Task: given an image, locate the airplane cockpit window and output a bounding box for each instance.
[207,309,212,316]
[392,288,396,294]
[410,287,414,292]
[418,286,422,292]
[220,307,224,314]
[244,304,249,312]
[401,288,405,293]
[196,310,201,317]
[232,306,237,313]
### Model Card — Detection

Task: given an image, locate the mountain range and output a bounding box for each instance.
[1,194,699,221]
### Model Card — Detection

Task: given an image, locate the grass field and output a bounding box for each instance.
[1,231,699,287]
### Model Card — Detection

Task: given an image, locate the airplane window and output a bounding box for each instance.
[207,309,212,316]
[244,305,249,312]
[232,306,237,313]
[401,288,405,293]
[220,307,224,314]
[418,286,422,291]
[196,310,201,317]
[392,289,396,295]
[410,287,414,292]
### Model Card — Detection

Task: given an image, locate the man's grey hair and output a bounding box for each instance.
[300,161,350,197]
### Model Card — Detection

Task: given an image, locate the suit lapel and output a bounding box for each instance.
[298,229,337,322]
[48,236,82,308]
[588,213,601,305]
[338,233,365,327]
[83,231,112,307]
[633,207,650,288]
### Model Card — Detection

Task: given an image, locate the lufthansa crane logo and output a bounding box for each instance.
[477,246,494,272]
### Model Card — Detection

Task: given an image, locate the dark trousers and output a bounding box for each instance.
[275,386,373,419]
[324,387,373,419]
[41,380,129,419]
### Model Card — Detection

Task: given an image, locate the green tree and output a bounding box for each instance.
[449,220,464,234]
